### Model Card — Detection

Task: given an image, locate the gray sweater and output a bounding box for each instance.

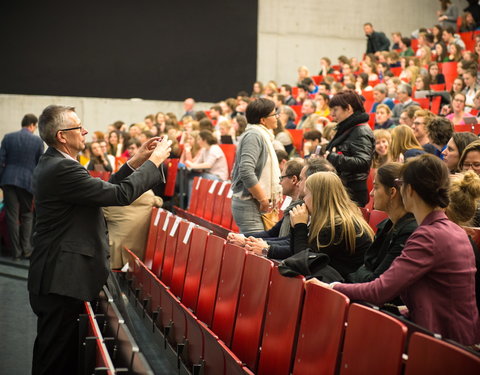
[231,127,268,197]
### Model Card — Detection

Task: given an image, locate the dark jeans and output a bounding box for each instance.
[2,185,34,258]
[346,180,369,208]
[30,293,84,375]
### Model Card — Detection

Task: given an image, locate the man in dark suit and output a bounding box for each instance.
[0,113,44,260]
[364,22,390,54]
[28,105,171,375]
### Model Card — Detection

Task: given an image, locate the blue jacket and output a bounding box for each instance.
[0,128,44,193]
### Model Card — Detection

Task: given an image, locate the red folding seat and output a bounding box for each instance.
[430,83,446,91]
[339,303,407,375]
[163,158,179,197]
[169,221,195,298]
[194,179,214,218]
[160,215,183,285]
[141,207,161,268]
[194,235,227,325]
[212,182,230,225]
[203,180,221,222]
[287,129,304,155]
[256,269,305,375]
[368,209,389,232]
[454,124,474,133]
[404,332,480,375]
[181,226,210,310]
[189,176,202,213]
[219,144,237,177]
[230,254,274,371]
[152,212,174,276]
[221,193,234,230]
[210,244,247,346]
[292,283,349,375]
[290,105,302,123]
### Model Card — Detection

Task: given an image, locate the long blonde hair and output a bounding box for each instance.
[390,125,423,161]
[306,172,374,252]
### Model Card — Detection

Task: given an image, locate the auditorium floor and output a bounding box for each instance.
[0,256,35,375]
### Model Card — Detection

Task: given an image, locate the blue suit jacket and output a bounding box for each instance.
[0,128,44,193]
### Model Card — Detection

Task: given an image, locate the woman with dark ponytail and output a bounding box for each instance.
[312,154,480,346]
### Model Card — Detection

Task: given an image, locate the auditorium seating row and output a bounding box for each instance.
[80,287,153,374]
[122,207,480,375]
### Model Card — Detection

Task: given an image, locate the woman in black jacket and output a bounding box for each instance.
[326,90,375,207]
[347,163,417,283]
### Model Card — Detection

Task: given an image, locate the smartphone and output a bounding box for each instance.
[315,145,322,155]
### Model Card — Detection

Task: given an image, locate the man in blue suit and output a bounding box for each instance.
[0,114,44,260]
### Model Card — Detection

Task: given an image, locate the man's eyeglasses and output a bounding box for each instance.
[56,126,83,136]
[266,112,280,119]
[279,174,293,181]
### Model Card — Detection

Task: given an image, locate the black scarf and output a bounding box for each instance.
[327,111,370,152]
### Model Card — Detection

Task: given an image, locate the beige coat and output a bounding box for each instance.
[103,190,162,269]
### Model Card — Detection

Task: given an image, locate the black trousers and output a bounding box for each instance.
[346,179,369,208]
[29,293,84,375]
[3,185,34,258]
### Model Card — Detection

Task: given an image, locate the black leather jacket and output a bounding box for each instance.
[326,112,375,184]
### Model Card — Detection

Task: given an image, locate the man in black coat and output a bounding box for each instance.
[28,105,171,374]
[364,22,390,54]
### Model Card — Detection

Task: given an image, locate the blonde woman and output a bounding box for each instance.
[290,172,374,278]
[418,46,431,67]
[373,129,392,169]
[297,66,310,85]
[374,104,395,129]
[179,130,201,165]
[390,124,425,162]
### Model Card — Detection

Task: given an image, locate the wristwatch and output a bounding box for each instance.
[261,245,270,257]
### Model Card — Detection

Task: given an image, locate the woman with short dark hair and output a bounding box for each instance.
[316,154,480,346]
[231,98,283,232]
[326,90,375,207]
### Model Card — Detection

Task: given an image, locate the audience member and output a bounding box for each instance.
[279,105,297,130]
[86,141,113,172]
[390,125,426,162]
[463,69,480,109]
[372,129,392,169]
[374,104,395,129]
[442,132,478,173]
[323,154,480,346]
[303,130,322,158]
[289,171,374,278]
[297,99,319,130]
[280,84,298,106]
[347,162,417,283]
[251,81,263,98]
[371,83,395,113]
[411,109,435,148]
[231,98,282,233]
[392,84,419,124]
[326,90,375,207]
[427,62,446,84]
[427,116,454,158]
[459,140,480,175]
[446,92,475,125]
[399,37,415,57]
[364,22,390,54]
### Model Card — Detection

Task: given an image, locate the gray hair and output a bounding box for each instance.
[304,98,317,111]
[280,105,297,121]
[373,83,388,95]
[397,83,412,97]
[38,105,76,146]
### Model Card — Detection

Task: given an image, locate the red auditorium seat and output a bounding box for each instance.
[429,95,442,114]
[189,176,202,212]
[230,254,274,371]
[368,113,376,129]
[163,158,179,197]
[441,62,458,91]
[169,221,195,298]
[212,181,230,225]
[160,215,183,284]
[219,144,236,177]
[404,332,480,375]
[312,75,323,84]
[180,226,210,310]
[415,97,429,110]
[194,178,214,218]
[256,269,305,375]
[203,180,221,222]
[429,83,446,91]
[220,191,234,230]
[195,235,226,324]
[210,244,247,346]
[339,303,407,375]
[290,105,303,123]
[151,212,174,276]
[287,129,304,155]
[362,90,374,101]
[141,207,162,269]
[368,209,389,232]
[292,283,349,375]
[390,66,402,76]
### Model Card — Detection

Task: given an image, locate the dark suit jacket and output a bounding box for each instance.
[28,147,163,301]
[0,128,44,193]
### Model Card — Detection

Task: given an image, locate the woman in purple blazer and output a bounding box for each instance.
[311,154,480,346]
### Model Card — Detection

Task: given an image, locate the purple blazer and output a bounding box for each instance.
[335,210,480,345]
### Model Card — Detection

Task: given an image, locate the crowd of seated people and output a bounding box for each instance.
[64,9,480,347]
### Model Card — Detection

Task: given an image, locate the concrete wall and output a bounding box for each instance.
[257,0,465,85]
[0,95,213,141]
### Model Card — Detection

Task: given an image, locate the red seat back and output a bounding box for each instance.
[189,176,202,212]
[429,95,442,114]
[142,207,161,268]
[221,192,234,229]
[163,158,179,197]
[195,236,227,325]
[181,226,210,310]
[212,181,230,225]
[415,97,430,109]
[231,254,274,371]
[290,105,303,124]
[404,332,480,375]
[368,209,389,232]
[390,67,402,76]
[219,144,236,177]
[311,75,323,84]
[211,244,247,346]
[194,178,214,218]
[160,216,183,284]
[203,180,221,222]
[287,129,304,155]
[339,303,407,375]
[362,90,374,101]
[170,221,195,297]
[292,283,349,375]
[151,212,173,275]
[257,269,305,375]
[430,83,446,91]
[368,113,376,129]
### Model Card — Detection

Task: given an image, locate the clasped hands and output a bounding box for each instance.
[226,232,268,256]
